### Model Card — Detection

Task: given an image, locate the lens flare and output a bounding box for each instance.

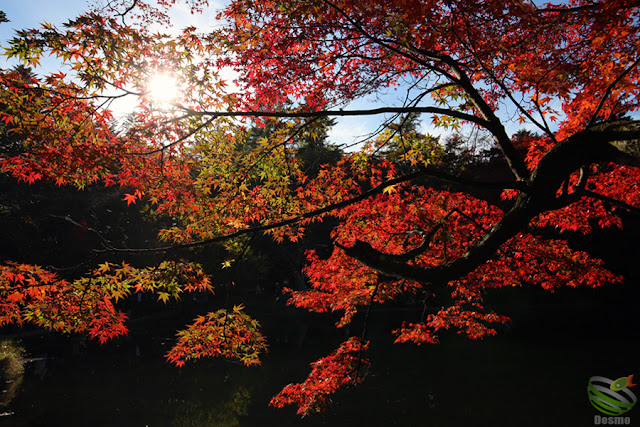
[147,73,179,105]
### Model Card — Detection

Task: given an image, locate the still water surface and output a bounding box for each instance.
[1,287,638,427]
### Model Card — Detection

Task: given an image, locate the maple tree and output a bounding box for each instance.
[1,0,640,416]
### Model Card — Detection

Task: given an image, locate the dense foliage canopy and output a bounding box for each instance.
[1,0,640,415]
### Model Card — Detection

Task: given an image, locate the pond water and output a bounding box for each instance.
[1,286,638,427]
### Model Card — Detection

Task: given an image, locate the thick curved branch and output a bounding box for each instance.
[336,207,489,264]
[337,193,539,287]
[338,120,640,287]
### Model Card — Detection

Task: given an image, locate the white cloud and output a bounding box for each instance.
[328,117,371,150]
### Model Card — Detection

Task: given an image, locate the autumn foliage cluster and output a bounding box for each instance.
[2,0,640,415]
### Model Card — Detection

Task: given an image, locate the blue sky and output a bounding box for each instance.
[0,1,522,148]
[0,0,224,65]
[1,1,90,47]
[1,1,90,74]
[1,1,88,28]
[0,1,389,147]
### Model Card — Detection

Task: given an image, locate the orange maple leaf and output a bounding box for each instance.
[123,193,137,205]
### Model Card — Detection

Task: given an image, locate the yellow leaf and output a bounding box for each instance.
[157,292,170,303]
[383,184,397,194]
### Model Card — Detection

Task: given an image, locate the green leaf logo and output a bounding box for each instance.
[588,376,637,416]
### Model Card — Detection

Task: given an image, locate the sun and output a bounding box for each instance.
[147,73,179,105]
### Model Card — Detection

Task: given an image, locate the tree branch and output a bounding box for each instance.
[93,169,434,254]
[587,57,640,128]
[447,5,532,181]
[336,192,539,288]
[336,119,640,286]
[180,106,490,129]
[130,117,216,156]
[583,189,640,216]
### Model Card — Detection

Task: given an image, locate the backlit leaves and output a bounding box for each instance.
[269,337,368,416]
[0,260,213,343]
[166,305,268,367]
[2,0,640,417]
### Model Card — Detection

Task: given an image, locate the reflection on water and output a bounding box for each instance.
[1,340,25,411]
[0,374,22,410]
[0,290,638,427]
[169,385,251,427]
